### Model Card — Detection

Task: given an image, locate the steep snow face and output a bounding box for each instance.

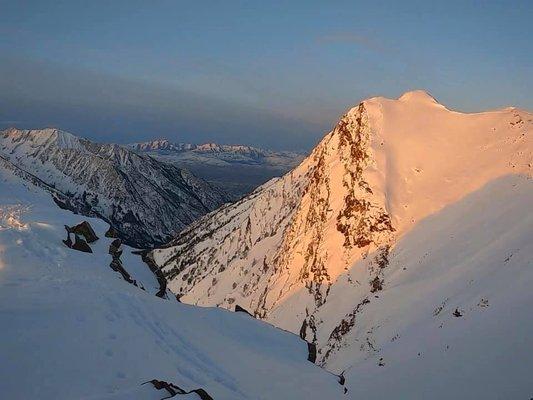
[153,91,532,397]
[0,166,342,400]
[0,128,227,247]
[327,174,533,399]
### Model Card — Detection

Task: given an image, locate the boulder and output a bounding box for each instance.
[72,234,93,253]
[109,239,123,257]
[66,221,99,243]
[235,304,253,317]
[142,379,214,400]
[105,225,119,238]
[307,342,317,363]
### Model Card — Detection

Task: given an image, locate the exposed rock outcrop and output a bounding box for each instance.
[67,221,99,243]
[107,238,137,286]
[142,379,214,400]
[63,221,98,253]
[135,250,168,298]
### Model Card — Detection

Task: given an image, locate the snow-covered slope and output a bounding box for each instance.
[130,139,305,200]
[0,128,228,247]
[153,91,532,398]
[0,165,342,400]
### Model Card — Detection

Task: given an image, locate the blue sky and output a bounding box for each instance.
[1,0,531,150]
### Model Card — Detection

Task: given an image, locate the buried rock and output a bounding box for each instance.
[67,221,99,243]
[109,239,123,257]
[307,341,317,363]
[63,225,93,253]
[235,304,254,317]
[108,239,137,286]
[63,221,98,253]
[62,235,73,248]
[109,258,137,286]
[135,250,169,299]
[142,379,214,400]
[105,225,119,238]
[72,234,93,253]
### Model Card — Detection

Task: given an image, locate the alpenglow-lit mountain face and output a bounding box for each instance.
[0,128,228,247]
[153,91,533,399]
[129,139,305,200]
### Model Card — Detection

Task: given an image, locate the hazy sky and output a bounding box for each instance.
[1,0,531,150]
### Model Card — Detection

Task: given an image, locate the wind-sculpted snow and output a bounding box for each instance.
[0,128,227,247]
[0,166,342,399]
[154,91,532,398]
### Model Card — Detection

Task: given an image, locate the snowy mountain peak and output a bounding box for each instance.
[153,94,532,397]
[397,89,439,104]
[0,128,228,247]
[2,127,85,151]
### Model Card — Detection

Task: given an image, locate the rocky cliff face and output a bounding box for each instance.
[153,90,532,384]
[0,128,228,247]
[153,101,396,329]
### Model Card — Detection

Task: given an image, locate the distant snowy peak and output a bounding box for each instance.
[0,128,228,247]
[129,138,193,152]
[2,127,84,151]
[129,139,301,159]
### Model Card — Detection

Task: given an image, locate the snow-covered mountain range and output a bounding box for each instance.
[129,139,302,166]
[0,128,228,247]
[129,139,305,200]
[153,91,533,398]
[0,164,343,399]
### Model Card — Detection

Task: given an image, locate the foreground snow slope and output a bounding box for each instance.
[0,167,342,399]
[0,128,227,247]
[154,91,532,398]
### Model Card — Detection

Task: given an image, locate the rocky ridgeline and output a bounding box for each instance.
[1,128,228,247]
[62,220,175,298]
[153,102,396,366]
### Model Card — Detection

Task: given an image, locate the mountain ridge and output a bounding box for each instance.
[0,127,228,247]
[129,138,303,158]
[152,91,532,398]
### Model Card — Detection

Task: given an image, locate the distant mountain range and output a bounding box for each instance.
[129,139,302,164]
[0,128,228,247]
[129,139,305,200]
